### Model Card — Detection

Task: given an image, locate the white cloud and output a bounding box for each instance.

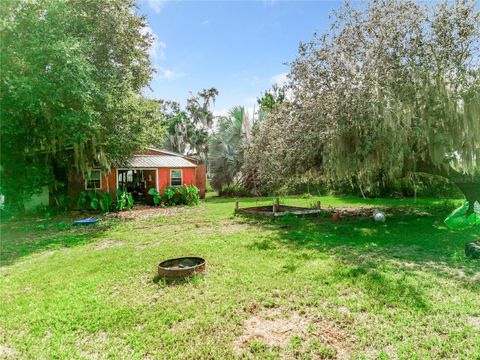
[244,96,257,105]
[156,67,184,81]
[270,72,288,86]
[141,25,166,60]
[201,19,210,26]
[155,40,166,60]
[148,0,167,13]
[149,36,166,60]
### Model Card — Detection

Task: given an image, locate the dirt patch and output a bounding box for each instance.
[38,250,56,258]
[95,239,125,250]
[0,344,17,359]
[76,331,108,359]
[327,207,376,218]
[218,223,248,234]
[107,205,186,220]
[233,310,308,351]
[244,300,261,314]
[185,220,252,236]
[135,243,150,249]
[233,309,352,357]
[468,317,480,330]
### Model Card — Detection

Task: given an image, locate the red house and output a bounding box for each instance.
[67,148,206,204]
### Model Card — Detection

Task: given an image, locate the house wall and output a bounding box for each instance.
[67,168,112,207]
[24,186,49,211]
[68,165,205,206]
[195,164,207,199]
[157,168,196,193]
[106,171,116,195]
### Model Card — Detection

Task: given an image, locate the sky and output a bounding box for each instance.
[137,0,343,116]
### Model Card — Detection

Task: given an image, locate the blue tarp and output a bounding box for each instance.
[73,217,98,225]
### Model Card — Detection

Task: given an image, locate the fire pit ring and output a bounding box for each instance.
[158,257,206,280]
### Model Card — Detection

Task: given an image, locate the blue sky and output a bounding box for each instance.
[137,0,342,115]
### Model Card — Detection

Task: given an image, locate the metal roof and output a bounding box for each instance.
[124,155,197,168]
[147,147,198,162]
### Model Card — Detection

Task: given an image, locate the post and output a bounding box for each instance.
[235,201,239,212]
[272,197,279,216]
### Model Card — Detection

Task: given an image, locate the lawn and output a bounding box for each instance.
[0,195,479,359]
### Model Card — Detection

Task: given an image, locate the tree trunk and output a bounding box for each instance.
[452,178,480,215]
[413,160,479,215]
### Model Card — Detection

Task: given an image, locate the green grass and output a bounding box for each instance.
[1,195,479,359]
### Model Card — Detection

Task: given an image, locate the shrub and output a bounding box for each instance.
[331,174,461,198]
[91,191,113,214]
[116,187,134,211]
[77,190,113,213]
[218,184,251,197]
[280,179,330,196]
[163,187,179,206]
[149,185,201,207]
[183,185,200,205]
[77,191,88,210]
[147,188,162,206]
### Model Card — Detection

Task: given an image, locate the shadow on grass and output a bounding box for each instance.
[324,265,430,310]
[0,215,115,267]
[246,211,478,269]
[152,273,204,287]
[239,210,479,311]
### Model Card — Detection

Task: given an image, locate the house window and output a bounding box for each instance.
[85,170,101,190]
[170,169,182,187]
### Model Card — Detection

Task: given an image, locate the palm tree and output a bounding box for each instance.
[209,106,251,190]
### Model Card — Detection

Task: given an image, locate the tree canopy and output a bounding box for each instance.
[1,0,163,209]
[257,84,285,113]
[245,0,479,211]
[161,88,218,162]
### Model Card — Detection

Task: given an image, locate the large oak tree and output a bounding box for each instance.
[246,0,479,213]
[1,0,163,209]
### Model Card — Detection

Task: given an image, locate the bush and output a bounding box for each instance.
[147,188,162,206]
[279,179,330,196]
[115,187,134,211]
[77,190,113,213]
[411,175,462,198]
[149,185,201,207]
[183,185,200,206]
[329,174,461,198]
[218,184,251,197]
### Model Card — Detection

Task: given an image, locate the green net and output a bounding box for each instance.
[444,201,480,229]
